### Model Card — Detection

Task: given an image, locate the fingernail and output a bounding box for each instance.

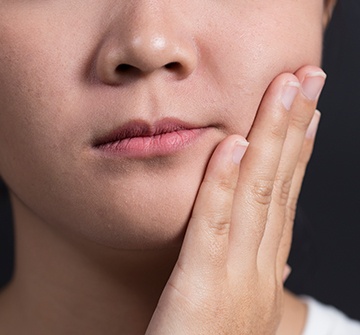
[283,264,292,283]
[233,139,249,165]
[281,81,300,111]
[301,71,327,101]
[306,110,321,139]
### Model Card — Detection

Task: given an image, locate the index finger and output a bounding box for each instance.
[176,135,248,282]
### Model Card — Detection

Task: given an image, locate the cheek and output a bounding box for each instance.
[0,16,87,177]
[199,4,323,136]
[0,47,76,212]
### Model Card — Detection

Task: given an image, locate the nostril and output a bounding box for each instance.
[165,62,181,70]
[116,64,135,73]
[114,62,183,76]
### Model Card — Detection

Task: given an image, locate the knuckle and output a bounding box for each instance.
[273,176,292,207]
[193,208,231,237]
[250,179,274,206]
[216,176,237,194]
[266,109,288,139]
[290,111,313,132]
[203,174,236,194]
[269,121,287,140]
[205,215,231,237]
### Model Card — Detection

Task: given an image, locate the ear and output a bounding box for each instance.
[323,0,337,28]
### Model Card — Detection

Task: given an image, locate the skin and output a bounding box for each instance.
[0,1,335,334]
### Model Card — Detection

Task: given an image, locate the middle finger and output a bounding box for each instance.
[258,66,326,278]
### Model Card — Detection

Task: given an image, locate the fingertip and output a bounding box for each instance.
[282,264,292,283]
[305,109,321,139]
[293,66,327,101]
[315,109,322,118]
[202,135,249,192]
[301,73,326,101]
[232,137,249,165]
[260,72,300,113]
[294,65,327,82]
[210,135,248,166]
[281,81,301,111]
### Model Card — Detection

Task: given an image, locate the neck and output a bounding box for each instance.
[0,197,179,335]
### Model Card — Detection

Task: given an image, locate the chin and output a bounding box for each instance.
[75,146,211,251]
[81,209,190,250]
[55,168,202,252]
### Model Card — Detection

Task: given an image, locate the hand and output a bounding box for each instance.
[145,66,325,335]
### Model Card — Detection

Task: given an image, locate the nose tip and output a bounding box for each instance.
[96,30,198,85]
[122,34,196,74]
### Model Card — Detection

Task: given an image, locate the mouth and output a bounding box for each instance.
[93,118,210,158]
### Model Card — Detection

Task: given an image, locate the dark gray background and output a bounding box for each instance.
[287,0,360,319]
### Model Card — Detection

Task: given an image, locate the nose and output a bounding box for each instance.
[95,3,198,85]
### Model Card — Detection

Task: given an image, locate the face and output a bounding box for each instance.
[0,1,329,250]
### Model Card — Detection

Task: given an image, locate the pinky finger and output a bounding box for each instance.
[277,110,321,273]
[288,110,321,213]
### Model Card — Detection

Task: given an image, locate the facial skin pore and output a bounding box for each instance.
[0,1,326,251]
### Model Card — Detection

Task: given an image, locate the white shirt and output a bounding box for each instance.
[302,297,360,335]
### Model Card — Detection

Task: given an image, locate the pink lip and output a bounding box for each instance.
[93,118,209,158]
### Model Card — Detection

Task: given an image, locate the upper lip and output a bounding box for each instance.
[93,118,207,147]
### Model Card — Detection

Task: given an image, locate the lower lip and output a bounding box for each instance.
[95,128,208,158]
